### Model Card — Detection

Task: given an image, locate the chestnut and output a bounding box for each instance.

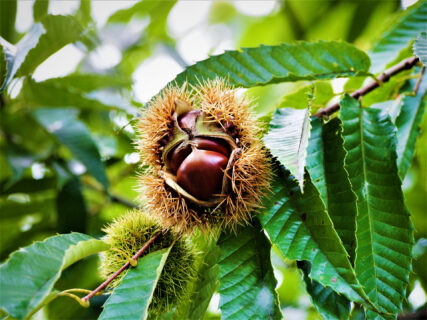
[176,149,228,200]
[169,138,230,174]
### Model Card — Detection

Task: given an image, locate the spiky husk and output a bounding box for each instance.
[136,79,272,233]
[99,210,196,314]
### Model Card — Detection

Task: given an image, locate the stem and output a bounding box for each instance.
[82,231,162,303]
[315,56,420,117]
[110,193,139,208]
[413,66,425,94]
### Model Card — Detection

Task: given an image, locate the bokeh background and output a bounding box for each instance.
[0,1,426,319]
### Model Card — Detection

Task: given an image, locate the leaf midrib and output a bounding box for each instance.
[358,108,379,305]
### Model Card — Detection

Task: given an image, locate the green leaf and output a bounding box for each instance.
[99,248,171,320]
[173,41,370,87]
[56,177,87,233]
[107,0,162,24]
[258,170,375,311]
[395,74,427,179]
[0,46,6,89]
[42,74,132,92]
[278,82,334,111]
[369,1,427,73]
[186,241,219,320]
[263,107,311,191]
[0,196,55,219]
[75,0,92,27]
[306,117,357,261]
[18,15,84,76]
[3,145,36,189]
[340,95,413,316]
[0,0,17,43]
[218,220,282,320]
[0,233,109,319]
[20,78,119,111]
[33,108,109,189]
[33,0,49,22]
[299,261,351,320]
[414,32,427,66]
[0,25,44,92]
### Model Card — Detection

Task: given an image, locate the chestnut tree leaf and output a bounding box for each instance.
[340,95,413,317]
[184,240,219,320]
[99,247,171,320]
[41,74,132,92]
[33,108,109,189]
[20,78,121,111]
[17,15,84,76]
[0,233,109,320]
[395,74,427,179]
[414,32,427,66]
[0,24,44,92]
[33,0,49,22]
[0,0,17,43]
[173,41,370,88]
[0,46,6,89]
[306,117,357,261]
[258,169,378,313]
[218,220,282,320]
[299,261,351,320]
[263,107,311,191]
[369,0,427,73]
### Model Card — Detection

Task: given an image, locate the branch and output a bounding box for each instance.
[82,231,162,303]
[110,193,139,209]
[315,56,420,117]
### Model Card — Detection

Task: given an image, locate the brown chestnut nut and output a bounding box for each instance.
[176,149,228,201]
[193,138,230,157]
[169,138,230,174]
[169,145,192,174]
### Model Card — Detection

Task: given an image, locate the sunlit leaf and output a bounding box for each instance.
[0,25,44,92]
[218,221,282,320]
[33,108,109,189]
[258,170,376,312]
[0,0,17,43]
[0,233,109,319]
[173,41,370,87]
[263,107,311,191]
[395,74,427,179]
[75,0,92,27]
[340,95,413,316]
[42,73,132,92]
[99,248,171,320]
[20,78,119,111]
[278,82,334,111]
[414,32,427,66]
[18,15,83,76]
[369,1,427,73]
[306,117,357,260]
[33,0,49,22]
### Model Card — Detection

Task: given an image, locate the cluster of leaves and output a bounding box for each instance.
[1,0,426,320]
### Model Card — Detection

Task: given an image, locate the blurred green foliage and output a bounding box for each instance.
[0,0,426,319]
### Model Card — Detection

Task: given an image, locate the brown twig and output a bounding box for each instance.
[315,56,420,117]
[110,193,139,209]
[82,231,162,303]
[413,66,425,94]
